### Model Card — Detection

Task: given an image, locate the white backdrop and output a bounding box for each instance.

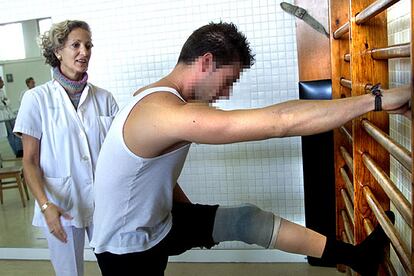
[0,0,304,261]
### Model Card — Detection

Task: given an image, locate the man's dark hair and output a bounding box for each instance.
[25,77,34,85]
[177,22,255,68]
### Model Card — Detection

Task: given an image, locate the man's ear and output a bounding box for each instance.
[200,52,214,73]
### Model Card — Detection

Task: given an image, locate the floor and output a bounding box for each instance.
[0,260,343,276]
[0,137,47,248]
[0,137,343,275]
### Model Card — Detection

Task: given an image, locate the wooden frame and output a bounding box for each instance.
[329,0,412,274]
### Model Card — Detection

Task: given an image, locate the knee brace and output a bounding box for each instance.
[212,203,281,248]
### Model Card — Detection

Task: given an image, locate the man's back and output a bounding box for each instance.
[91,87,190,255]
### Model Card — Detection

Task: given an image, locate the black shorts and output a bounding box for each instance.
[95,202,219,276]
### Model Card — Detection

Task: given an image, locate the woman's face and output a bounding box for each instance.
[56,27,93,81]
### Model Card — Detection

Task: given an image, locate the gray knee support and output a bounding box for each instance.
[212,203,281,248]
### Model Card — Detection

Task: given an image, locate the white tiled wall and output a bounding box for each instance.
[0,0,302,252]
[387,0,411,274]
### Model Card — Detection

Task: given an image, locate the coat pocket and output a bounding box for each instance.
[44,176,73,211]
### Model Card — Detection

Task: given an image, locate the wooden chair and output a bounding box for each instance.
[0,155,29,207]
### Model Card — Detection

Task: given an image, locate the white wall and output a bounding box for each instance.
[387,0,411,274]
[0,0,303,260]
[22,19,41,58]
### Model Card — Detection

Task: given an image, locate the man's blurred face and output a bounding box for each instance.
[197,63,242,103]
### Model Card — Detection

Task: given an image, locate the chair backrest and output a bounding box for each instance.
[0,154,23,169]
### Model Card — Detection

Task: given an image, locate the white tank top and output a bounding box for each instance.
[91,87,190,254]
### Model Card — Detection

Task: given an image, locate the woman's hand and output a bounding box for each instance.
[43,203,73,243]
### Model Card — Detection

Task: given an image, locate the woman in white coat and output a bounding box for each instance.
[14,20,119,276]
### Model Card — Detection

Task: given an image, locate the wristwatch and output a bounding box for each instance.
[40,201,52,213]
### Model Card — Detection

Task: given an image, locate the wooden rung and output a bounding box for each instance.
[340,126,353,145]
[341,209,355,244]
[340,78,352,89]
[361,119,412,172]
[340,167,354,202]
[370,43,410,59]
[344,42,410,62]
[341,189,355,224]
[355,0,400,25]
[363,186,411,274]
[333,22,350,39]
[344,53,351,62]
[341,230,350,243]
[340,146,354,175]
[363,218,374,234]
[362,153,412,227]
[342,81,402,94]
[341,81,398,96]
[383,256,399,276]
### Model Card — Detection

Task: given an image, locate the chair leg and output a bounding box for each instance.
[21,174,30,200]
[16,174,26,208]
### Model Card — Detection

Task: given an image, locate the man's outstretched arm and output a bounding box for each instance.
[166,86,411,144]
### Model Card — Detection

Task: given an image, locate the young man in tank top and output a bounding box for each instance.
[91,22,411,276]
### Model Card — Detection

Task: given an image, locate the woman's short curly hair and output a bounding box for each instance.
[39,20,91,67]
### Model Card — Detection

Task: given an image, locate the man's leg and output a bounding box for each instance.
[94,203,219,276]
[272,219,326,257]
[95,250,168,276]
[212,204,394,276]
[271,212,394,275]
[212,203,275,248]
[164,202,219,256]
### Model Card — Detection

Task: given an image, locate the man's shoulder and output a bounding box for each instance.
[134,87,186,106]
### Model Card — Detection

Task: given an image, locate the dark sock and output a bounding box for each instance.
[320,211,395,276]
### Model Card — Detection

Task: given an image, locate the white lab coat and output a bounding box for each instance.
[0,89,11,138]
[14,80,118,228]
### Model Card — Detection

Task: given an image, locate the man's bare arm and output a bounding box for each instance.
[166,86,410,144]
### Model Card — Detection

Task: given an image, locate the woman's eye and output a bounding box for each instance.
[72,42,80,48]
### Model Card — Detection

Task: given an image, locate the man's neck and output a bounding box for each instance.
[163,65,195,101]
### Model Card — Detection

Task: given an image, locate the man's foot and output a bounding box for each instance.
[351,211,395,276]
